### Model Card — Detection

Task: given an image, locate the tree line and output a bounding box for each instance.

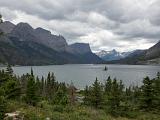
[0,65,76,119]
[83,73,160,117]
[0,65,160,119]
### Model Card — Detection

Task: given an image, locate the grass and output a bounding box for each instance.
[5,100,160,120]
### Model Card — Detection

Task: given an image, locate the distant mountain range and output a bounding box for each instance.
[0,21,103,65]
[96,49,133,61]
[106,41,160,65]
[0,21,159,65]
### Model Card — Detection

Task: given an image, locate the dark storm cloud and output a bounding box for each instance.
[0,0,159,51]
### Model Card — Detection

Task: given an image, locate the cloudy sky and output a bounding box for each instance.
[0,0,160,52]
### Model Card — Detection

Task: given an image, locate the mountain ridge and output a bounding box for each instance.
[106,41,160,65]
[0,21,103,65]
[96,49,133,61]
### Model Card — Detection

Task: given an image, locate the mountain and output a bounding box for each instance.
[107,50,146,64]
[96,49,133,61]
[69,43,91,54]
[145,40,160,60]
[35,27,68,52]
[10,23,68,52]
[107,41,160,65]
[0,21,15,34]
[0,21,103,65]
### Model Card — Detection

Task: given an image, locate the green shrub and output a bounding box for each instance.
[53,105,64,112]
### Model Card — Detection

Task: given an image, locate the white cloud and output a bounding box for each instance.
[0,0,159,52]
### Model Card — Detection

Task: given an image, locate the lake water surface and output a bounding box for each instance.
[1,64,160,89]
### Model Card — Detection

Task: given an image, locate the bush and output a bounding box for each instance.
[53,105,64,112]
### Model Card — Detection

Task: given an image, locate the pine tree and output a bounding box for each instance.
[105,76,112,95]
[110,79,120,108]
[53,88,68,105]
[41,76,45,97]
[0,66,20,100]
[4,78,21,99]
[105,78,125,115]
[26,70,38,106]
[140,76,154,111]
[84,85,90,105]
[0,15,3,36]
[50,73,57,97]
[125,86,132,101]
[0,88,6,120]
[0,14,2,23]
[152,72,160,110]
[0,96,6,120]
[6,64,13,76]
[46,72,51,99]
[91,77,103,108]
[36,76,41,99]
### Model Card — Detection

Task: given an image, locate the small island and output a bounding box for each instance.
[104,66,108,71]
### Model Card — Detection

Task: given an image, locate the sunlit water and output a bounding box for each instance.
[1,64,160,89]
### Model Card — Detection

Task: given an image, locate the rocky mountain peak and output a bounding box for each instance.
[10,22,36,41]
[0,21,15,34]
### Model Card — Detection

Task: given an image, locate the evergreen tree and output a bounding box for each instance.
[51,73,56,88]
[0,14,2,23]
[50,73,57,97]
[36,76,41,99]
[26,70,38,106]
[46,72,51,99]
[0,14,3,36]
[90,78,103,108]
[0,88,6,120]
[140,76,154,111]
[110,79,120,108]
[53,88,68,105]
[6,64,13,76]
[105,76,112,95]
[132,85,141,104]
[125,86,132,101]
[105,78,125,115]
[4,78,21,99]
[41,76,45,97]
[152,72,160,110]
[84,85,90,105]
[0,66,21,100]
[0,96,6,120]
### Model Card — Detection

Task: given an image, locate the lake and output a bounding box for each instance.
[1,64,160,89]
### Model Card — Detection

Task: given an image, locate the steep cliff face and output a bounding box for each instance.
[35,27,68,51]
[145,40,160,60]
[69,43,92,54]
